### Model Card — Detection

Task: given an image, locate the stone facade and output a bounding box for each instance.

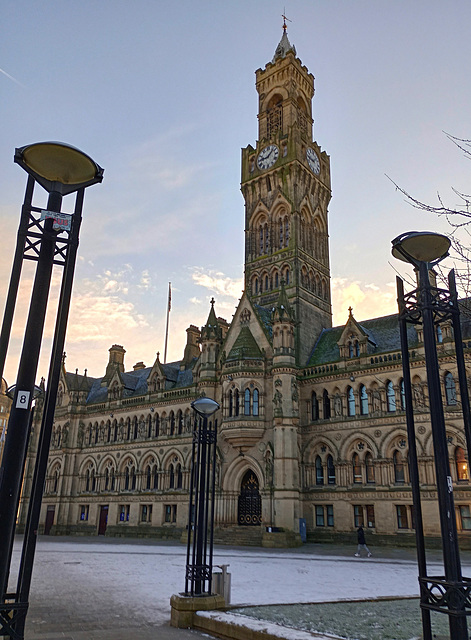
[18,28,471,546]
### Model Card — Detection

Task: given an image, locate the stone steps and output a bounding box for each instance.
[213,526,263,547]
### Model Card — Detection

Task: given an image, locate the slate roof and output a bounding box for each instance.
[66,360,195,405]
[253,304,273,339]
[307,312,419,367]
[227,326,263,361]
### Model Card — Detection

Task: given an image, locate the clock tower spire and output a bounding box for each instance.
[241,26,332,365]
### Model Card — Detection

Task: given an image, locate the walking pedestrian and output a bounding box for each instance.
[354,525,372,557]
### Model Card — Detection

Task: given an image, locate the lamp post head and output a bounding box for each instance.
[191,396,220,417]
[14,141,103,196]
[391,231,450,267]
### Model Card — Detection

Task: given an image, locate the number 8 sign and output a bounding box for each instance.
[16,391,30,409]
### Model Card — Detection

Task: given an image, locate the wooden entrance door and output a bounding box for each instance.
[44,506,55,535]
[237,470,262,526]
[98,505,108,535]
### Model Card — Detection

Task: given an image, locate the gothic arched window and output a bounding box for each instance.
[456,446,469,481]
[253,389,259,416]
[386,381,396,412]
[327,455,335,484]
[360,385,369,415]
[244,388,251,416]
[394,451,405,484]
[315,456,324,485]
[323,390,331,419]
[352,453,362,484]
[365,452,375,483]
[400,379,406,410]
[347,387,355,417]
[311,391,318,421]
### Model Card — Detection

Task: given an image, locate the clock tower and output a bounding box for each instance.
[241,25,332,364]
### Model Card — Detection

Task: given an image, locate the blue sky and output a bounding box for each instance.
[1,1,471,383]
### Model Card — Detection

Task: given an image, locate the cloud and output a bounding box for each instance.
[191,267,243,300]
[332,277,397,325]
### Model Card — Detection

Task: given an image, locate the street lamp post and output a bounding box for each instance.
[0,142,103,639]
[185,396,220,596]
[393,231,471,640]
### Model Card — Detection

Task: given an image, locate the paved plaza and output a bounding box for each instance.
[6,535,471,639]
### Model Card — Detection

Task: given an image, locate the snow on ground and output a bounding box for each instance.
[8,537,468,630]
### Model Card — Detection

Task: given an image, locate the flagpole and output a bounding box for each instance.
[164,282,171,364]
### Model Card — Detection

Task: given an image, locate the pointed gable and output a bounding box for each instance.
[220,292,271,366]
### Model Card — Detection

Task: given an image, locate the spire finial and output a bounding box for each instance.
[210,297,215,307]
[282,9,292,32]
[348,306,353,316]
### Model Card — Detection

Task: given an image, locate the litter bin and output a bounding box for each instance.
[212,564,231,604]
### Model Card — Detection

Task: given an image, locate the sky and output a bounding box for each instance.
[1,1,471,384]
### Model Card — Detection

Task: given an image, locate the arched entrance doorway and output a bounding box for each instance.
[237,470,262,526]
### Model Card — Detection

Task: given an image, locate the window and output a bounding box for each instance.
[458,505,471,531]
[445,372,457,406]
[119,504,130,522]
[176,463,183,489]
[365,453,375,484]
[455,447,469,481]
[400,379,406,410]
[235,390,240,416]
[437,325,443,343]
[347,387,355,417]
[353,505,364,528]
[354,505,375,529]
[386,381,396,412]
[394,451,405,484]
[326,505,334,527]
[359,385,368,415]
[311,391,319,421]
[396,505,408,529]
[229,390,233,417]
[140,504,153,523]
[355,340,360,357]
[327,455,335,485]
[80,505,89,521]
[315,505,334,527]
[253,389,259,416]
[323,390,331,419]
[165,504,177,523]
[315,456,324,485]
[352,453,362,484]
[366,505,375,528]
[244,388,251,415]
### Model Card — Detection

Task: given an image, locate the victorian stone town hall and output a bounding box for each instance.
[19,27,471,546]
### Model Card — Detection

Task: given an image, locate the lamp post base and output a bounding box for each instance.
[170,593,225,629]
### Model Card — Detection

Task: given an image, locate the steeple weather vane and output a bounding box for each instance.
[282,9,292,32]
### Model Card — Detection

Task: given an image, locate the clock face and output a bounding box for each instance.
[306,148,320,174]
[257,144,279,170]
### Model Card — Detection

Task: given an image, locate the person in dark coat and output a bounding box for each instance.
[354,525,372,557]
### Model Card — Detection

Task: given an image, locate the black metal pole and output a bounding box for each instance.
[0,191,61,598]
[208,418,218,596]
[397,275,432,640]
[448,270,471,465]
[0,175,35,384]
[418,262,468,639]
[13,190,84,637]
[194,415,208,595]
[185,415,198,595]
